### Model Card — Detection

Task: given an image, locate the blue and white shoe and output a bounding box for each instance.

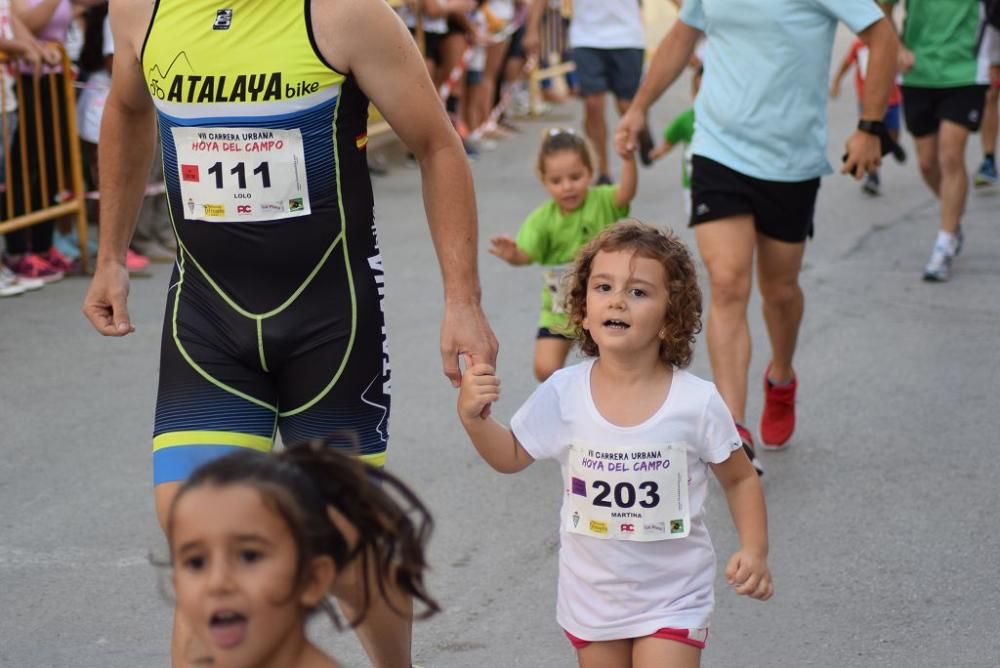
[52,230,81,261]
[974,158,997,187]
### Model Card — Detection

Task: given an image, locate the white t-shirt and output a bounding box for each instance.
[510,359,741,639]
[568,0,645,50]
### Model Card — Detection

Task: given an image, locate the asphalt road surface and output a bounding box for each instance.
[2,27,999,668]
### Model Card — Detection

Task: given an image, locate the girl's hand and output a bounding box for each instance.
[458,362,500,421]
[41,44,61,65]
[489,235,526,265]
[725,549,773,601]
[898,47,915,74]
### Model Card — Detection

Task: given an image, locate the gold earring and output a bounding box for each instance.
[658,327,667,340]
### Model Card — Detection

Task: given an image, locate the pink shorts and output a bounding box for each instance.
[565,627,708,650]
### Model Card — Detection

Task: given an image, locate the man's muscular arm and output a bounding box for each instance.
[315,0,498,385]
[81,0,156,336]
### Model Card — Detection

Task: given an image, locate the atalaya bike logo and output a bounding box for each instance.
[148,52,320,103]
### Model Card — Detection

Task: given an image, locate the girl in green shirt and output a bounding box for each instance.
[490,128,637,381]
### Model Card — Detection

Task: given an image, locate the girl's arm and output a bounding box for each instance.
[613,150,638,207]
[458,363,536,473]
[710,451,773,601]
[647,140,675,162]
[11,0,61,35]
[0,36,30,55]
[488,235,533,266]
[829,52,853,99]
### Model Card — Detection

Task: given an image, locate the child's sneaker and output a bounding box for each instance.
[52,229,82,260]
[974,157,997,187]
[861,170,880,196]
[5,253,64,283]
[0,265,43,291]
[38,246,79,275]
[759,366,796,449]
[0,267,25,296]
[735,423,763,476]
[126,248,151,272]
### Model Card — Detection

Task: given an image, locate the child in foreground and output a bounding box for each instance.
[165,441,438,668]
[460,220,772,667]
[489,128,637,382]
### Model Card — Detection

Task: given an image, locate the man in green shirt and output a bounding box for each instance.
[881,0,995,281]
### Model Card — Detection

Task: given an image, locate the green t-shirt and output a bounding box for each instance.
[884,0,989,87]
[516,184,629,331]
[663,107,695,188]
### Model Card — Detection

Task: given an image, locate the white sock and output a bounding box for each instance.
[935,230,957,254]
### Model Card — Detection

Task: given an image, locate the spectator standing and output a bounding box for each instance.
[3,0,102,281]
[0,0,48,296]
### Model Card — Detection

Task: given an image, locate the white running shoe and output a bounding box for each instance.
[0,265,44,292]
[922,243,954,282]
[0,267,26,297]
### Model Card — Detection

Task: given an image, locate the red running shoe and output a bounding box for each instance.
[735,423,763,476]
[760,366,796,450]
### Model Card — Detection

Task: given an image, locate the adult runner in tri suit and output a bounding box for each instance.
[81,0,497,665]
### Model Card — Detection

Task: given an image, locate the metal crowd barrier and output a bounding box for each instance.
[0,45,89,272]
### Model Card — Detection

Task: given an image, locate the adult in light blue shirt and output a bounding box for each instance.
[681,0,884,181]
[614,0,898,474]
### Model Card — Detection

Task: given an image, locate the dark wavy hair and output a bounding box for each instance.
[564,219,703,368]
[166,438,439,626]
[535,127,596,177]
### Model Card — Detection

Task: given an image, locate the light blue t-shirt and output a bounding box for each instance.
[679,0,883,182]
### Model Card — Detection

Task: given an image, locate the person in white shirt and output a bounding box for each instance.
[526,0,653,184]
[459,220,772,667]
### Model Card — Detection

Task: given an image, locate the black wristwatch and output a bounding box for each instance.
[857,119,886,136]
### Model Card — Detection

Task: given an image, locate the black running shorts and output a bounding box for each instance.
[901,85,989,137]
[690,155,821,243]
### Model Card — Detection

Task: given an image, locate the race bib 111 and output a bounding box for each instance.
[171,126,310,223]
[565,441,690,542]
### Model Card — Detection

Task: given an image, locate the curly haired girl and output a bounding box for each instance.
[458,220,772,668]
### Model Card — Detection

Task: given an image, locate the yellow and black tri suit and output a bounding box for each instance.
[143,0,390,484]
